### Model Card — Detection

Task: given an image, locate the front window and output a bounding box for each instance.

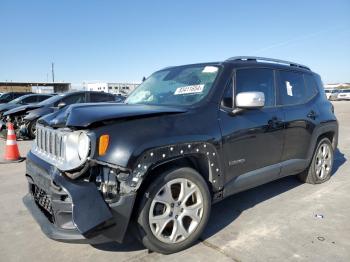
[236,68,275,107]
[125,64,220,106]
[37,94,63,106]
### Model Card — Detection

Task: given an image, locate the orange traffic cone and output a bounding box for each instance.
[1,122,24,163]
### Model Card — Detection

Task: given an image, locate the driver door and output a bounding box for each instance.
[219,68,285,186]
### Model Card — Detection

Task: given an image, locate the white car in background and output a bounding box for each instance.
[325,89,339,100]
[337,89,350,100]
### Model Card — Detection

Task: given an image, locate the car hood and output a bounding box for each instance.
[38,103,188,128]
[3,104,42,116]
[24,106,54,121]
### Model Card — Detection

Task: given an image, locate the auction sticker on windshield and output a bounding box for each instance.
[174,84,204,95]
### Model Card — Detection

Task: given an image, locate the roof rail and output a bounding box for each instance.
[226,56,311,70]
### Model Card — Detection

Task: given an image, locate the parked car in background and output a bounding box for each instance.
[115,93,127,103]
[2,91,116,139]
[0,92,31,104]
[0,94,52,118]
[23,57,338,254]
[324,89,339,100]
[336,89,350,100]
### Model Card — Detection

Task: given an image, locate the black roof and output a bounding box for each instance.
[160,56,313,74]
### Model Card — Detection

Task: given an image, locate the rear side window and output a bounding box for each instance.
[304,74,319,99]
[90,93,114,102]
[277,71,307,105]
[236,68,275,107]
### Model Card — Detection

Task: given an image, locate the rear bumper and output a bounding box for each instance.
[24,150,136,244]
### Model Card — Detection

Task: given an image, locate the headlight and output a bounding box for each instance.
[78,132,90,159]
[65,131,90,169]
[33,125,95,178]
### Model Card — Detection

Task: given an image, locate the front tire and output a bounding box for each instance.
[135,167,211,254]
[28,120,37,139]
[298,138,334,184]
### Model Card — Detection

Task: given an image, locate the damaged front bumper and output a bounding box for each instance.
[23,151,136,244]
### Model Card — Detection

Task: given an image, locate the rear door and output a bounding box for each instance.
[277,70,319,168]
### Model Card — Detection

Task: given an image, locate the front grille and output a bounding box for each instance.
[35,125,66,160]
[31,184,54,222]
[32,124,88,171]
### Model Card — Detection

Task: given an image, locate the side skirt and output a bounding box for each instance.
[222,159,308,198]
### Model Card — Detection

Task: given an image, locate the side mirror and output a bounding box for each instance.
[235,91,265,109]
[57,102,66,109]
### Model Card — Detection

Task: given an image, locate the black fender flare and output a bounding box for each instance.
[306,121,338,162]
[127,142,224,192]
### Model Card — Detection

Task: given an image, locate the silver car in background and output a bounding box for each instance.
[325,89,339,100]
[337,89,350,100]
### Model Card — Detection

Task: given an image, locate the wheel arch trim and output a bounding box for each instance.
[129,142,223,192]
[307,121,338,162]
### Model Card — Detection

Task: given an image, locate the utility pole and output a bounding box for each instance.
[51,62,55,82]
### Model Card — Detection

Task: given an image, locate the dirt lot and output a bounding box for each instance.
[0,101,349,262]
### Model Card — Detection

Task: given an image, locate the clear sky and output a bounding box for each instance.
[1,0,349,85]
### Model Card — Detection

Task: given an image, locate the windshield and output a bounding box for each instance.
[8,96,25,104]
[37,94,63,106]
[125,64,220,106]
[0,93,11,101]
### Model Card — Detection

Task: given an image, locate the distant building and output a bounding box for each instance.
[0,82,70,93]
[325,83,350,89]
[84,82,140,95]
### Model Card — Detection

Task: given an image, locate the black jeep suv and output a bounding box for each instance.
[23,57,338,254]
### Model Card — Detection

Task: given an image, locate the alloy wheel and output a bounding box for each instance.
[148,178,204,244]
[315,143,333,179]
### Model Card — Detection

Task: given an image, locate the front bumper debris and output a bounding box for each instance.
[23,150,136,243]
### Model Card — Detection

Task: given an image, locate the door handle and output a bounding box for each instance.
[307,110,318,120]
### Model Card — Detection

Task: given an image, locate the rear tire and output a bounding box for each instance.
[298,138,334,184]
[135,167,211,254]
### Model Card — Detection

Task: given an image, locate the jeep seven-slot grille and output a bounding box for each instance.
[36,125,65,159]
[31,184,54,222]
